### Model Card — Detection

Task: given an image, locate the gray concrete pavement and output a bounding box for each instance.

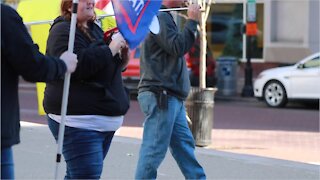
[14,122,319,180]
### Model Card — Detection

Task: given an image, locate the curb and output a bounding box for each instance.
[19,83,36,90]
[214,94,257,102]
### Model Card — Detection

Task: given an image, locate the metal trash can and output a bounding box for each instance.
[186,87,217,147]
[216,57,238,96]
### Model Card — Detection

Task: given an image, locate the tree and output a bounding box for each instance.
[198,0,213,88]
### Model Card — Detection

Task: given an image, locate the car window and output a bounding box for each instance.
[303,56,320,68]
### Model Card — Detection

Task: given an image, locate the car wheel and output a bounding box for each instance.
[263,81,288,107]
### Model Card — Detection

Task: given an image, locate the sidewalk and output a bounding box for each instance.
[14,122,319,179]
[115,126,320,165]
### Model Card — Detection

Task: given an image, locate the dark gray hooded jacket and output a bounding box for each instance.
[138,6,198,100]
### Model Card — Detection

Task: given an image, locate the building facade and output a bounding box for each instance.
[208,0,319,64]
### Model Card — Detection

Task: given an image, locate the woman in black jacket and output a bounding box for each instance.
[1,4,78,179]
[44,0,130,179]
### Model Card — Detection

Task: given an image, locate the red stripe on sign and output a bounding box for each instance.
[95,0,110,10]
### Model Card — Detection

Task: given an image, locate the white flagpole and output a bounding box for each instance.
[54,0,78,179]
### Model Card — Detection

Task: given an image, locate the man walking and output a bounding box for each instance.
[135,0,206,179]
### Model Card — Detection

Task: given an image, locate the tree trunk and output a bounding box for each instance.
[198,0,212,89]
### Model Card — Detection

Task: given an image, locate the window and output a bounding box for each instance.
[207,3,264,59]
[303,57,320,68]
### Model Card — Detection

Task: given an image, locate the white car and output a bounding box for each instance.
[254,52,320,107]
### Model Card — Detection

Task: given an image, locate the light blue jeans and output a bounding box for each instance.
[48,117,115,179]
[135,91,206,179]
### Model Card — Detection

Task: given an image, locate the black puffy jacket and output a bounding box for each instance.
[44,16,130,116]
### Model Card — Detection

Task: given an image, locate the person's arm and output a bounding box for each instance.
[152,12,198,57]
[119,45,130,70]
[1,5,67,82]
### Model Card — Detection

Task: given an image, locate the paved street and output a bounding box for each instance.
[18,81,320,165]
[14,122,319,179]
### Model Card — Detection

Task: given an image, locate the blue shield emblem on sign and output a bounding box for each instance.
[111,0,162,49]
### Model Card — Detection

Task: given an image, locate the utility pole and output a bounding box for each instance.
[241,0,256,97]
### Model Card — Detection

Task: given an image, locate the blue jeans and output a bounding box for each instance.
[1,146,14,179]
[135,91,206,179]
[47,117,115,179]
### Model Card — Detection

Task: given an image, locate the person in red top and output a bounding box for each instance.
[186,31,217,87]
